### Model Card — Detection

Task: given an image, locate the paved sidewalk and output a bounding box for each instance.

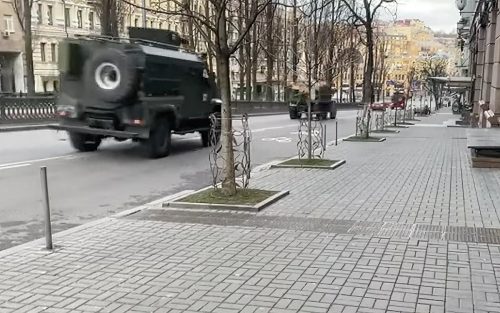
[2,109,500,313]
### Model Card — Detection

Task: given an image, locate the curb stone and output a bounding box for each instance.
[0,123,56,133]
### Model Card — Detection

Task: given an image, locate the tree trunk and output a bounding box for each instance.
[251,23,258,100]
[265,4,274,101]
[204,1,214,74]
[339,68,344,102]
[245,0,252,100]
[100,0,118,37]
[238,1,245,100]
[363,23,374,104]
[282,7,288,101]
[292,0,298,83]
[23,0,35,95]
[215,7,237,195]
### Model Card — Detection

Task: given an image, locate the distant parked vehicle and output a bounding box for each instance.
[369,102,390,111]
[389,93,406,110]
[414,105,430,115]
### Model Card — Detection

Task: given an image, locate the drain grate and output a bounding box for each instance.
[125,209,500,244]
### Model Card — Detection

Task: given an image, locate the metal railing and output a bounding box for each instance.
[0,95,57,124]
[0,96,361,125]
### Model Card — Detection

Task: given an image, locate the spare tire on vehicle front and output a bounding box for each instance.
[84,48,138,102]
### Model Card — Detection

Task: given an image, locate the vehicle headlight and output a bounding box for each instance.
[289,103,297,107]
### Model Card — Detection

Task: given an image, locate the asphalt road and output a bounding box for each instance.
[0,111,357,250]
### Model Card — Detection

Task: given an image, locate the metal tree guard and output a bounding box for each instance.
[297,114,326,160]
[209,113,252,190]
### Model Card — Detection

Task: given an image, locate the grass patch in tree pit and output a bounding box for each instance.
[176,189,278,206]
[280,158,338,167]
[343,136,386,142]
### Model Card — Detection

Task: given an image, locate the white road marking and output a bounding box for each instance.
[252,125,297,133]
[0,155,75,168]
[0,164,31,171]
[261,137,293,143]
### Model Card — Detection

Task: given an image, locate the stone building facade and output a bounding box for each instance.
[0,0,25,93]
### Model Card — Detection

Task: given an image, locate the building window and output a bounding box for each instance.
[150,20,154,28]
[134,18,138,27]
[64,8,70,28]
[47,5,53,25]
[89,12,94,30]
[3,15,14,33]
[51,43,56,63]
[37,4,42,24]
[159,21,163,29]
[53,80,58,92]
[77,10,82,28]
[42,81,48,93]
[40,43,46,62]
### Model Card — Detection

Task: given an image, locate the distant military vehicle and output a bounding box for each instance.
[52,27,221,158]
[288,85,337,120]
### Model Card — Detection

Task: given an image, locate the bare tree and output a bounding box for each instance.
[11,0,35,95]
[324,3,351,92]
[373,31,388,101]
[419,56,448,108]
[264,3,276,101]
[341,0,396,104]
[92,0,127,37]
[121,0,271,196]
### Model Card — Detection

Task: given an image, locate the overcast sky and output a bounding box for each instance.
[385,0,461,33]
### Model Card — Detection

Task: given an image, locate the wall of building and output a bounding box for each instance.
[0,0,25,93]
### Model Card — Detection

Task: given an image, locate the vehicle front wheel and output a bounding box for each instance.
[68,132,102,152]
[289,110,298,119]
[142,118,171,158]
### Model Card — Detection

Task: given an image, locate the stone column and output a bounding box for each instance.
[489,8,500,118]
[475,26,487,127]
[483,10,497,106]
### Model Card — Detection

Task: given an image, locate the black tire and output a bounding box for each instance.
[330,112,336,119]
[143,118,171,158]
[84,48,137,103]
[289,109,298,119]
[68,132,101,152]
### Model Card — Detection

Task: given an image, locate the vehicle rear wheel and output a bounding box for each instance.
[68,132,102,152]
[289,109,298,119]
[143,118,171,158]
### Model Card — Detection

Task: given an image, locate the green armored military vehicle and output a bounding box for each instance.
[52,27,221,158]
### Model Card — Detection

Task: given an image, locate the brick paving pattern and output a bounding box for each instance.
[2,109,500,312]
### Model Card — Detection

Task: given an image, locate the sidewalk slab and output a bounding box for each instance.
[1,108,500,312]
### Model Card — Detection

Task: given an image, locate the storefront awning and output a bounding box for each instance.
[429,76,473,87]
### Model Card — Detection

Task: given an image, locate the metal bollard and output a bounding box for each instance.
[323,124,327,152]
[335,120,338,146]
[40,166,53,250]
